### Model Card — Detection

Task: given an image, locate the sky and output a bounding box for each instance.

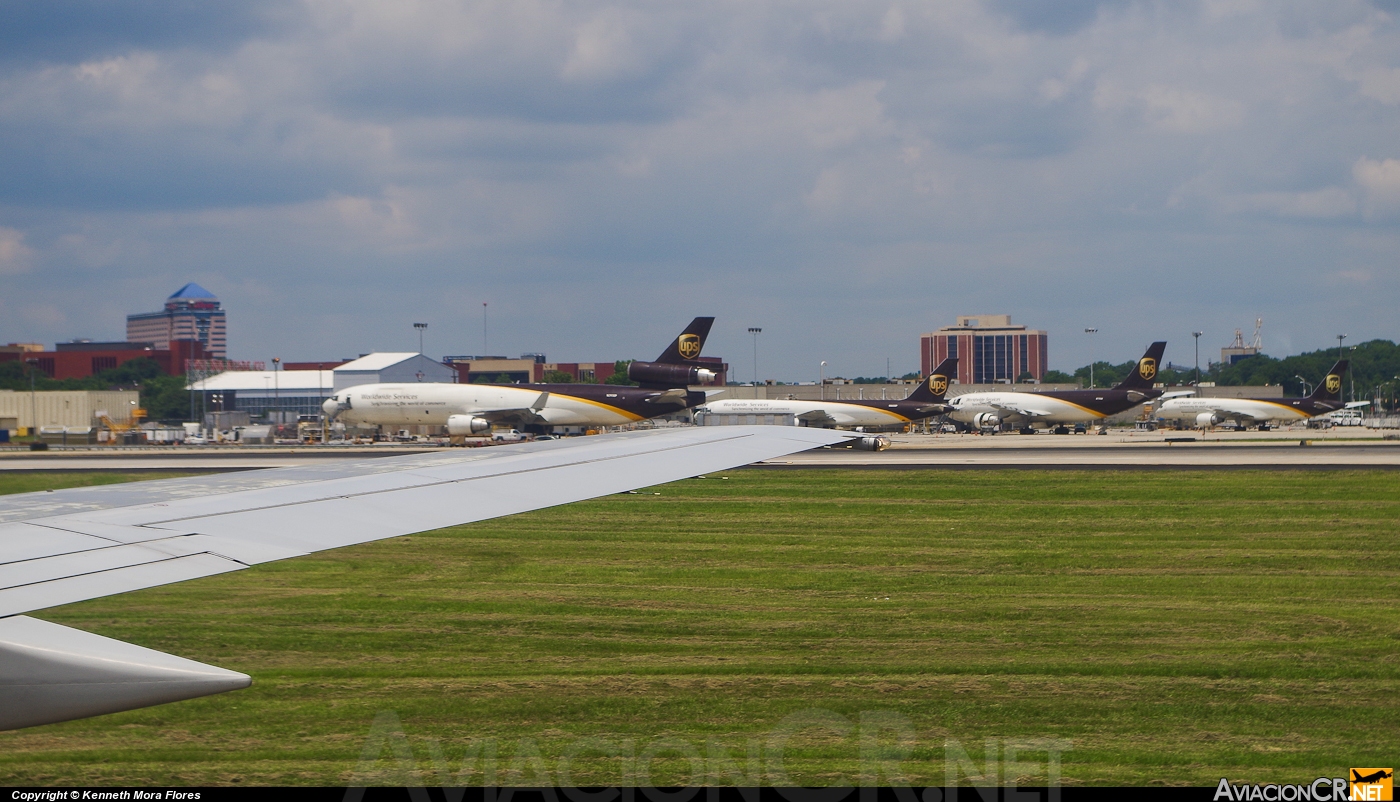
[1,0,1397,382]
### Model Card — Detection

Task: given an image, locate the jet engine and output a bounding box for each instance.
[972,412,1002,429]
[446,415,492,436]
[1195,411,1223,428]
[627,361,717,387]
[852,435,891,451]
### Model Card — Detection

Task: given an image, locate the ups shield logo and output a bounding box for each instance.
[677,333,701,360]
[929,375,949,396]
[1326,374,1342,394]
[1138,357,1157,381]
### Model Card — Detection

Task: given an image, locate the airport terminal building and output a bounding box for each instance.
[920,314,1048,384]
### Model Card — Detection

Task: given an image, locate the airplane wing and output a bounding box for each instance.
[1345,400,1371,409]
[1158,390,1196,400]
[795,409,838,426]
[475,391,552,424]
[988,403,1053,419]
[643,388,689,405]
[0,426,849,731]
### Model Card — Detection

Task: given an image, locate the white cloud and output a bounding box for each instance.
[0,228,34,275]
[1093,82,1245,133]
[1354,156,1400,215]
[1230,187,1358,219]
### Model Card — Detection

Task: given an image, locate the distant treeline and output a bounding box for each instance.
[1044,339,1398,398]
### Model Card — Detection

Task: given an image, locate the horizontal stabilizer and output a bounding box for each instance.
[0,615,250,730]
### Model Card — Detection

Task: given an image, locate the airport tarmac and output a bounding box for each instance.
[1,428,1397,471]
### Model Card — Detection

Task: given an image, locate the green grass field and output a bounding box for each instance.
[1,468,1397,786]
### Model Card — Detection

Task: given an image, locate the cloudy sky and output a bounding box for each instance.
[2,1,1397,381]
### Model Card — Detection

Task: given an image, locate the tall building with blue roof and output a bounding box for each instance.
[126,283,227,358]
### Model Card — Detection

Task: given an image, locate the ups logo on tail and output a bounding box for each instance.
[1326,374,1342,394]
[929,375,948,395]
[1351,768,1392,801]
[1138,357,1157,381]
[677,334,701,360]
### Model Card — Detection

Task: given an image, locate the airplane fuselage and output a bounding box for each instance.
[701,397,945,428]
[331,382,703,428]
[948,388,1160,427]
[1155,396,1334,425]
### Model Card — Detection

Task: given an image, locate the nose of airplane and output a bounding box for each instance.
[322,396,340,418]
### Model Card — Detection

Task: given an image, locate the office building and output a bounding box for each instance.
[919,314,1048,384]
[127,283,227,358]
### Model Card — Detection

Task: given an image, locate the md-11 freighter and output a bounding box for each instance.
[324,317,718,434]
[1155,360,1355,430]
[698,357,957,431]
[947,341,1167,433]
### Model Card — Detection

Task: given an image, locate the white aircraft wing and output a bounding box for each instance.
[1158,390,1197,400]
[0,426,848,730]
[1345,400,1371,409]
[988,402,1054,419]
[795,409,838,426]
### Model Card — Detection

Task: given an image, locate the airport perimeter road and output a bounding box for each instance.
[761,435,1400,468]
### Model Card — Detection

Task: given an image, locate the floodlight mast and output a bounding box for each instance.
[747,327,762,387]
[414,322,428,354]
[1084,329,1098,388]
[1193,331,1203,385]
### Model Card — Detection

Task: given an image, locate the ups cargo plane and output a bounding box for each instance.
[324,317,717,433]
[1155,360,1356,429]
[699,357,958,431]
[947,342,1167,433]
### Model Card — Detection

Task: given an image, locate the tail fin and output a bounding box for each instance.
[1308,360,1348,402]
[653,317,715,364]
[906,357,957,402]
[1114,341,1167,390]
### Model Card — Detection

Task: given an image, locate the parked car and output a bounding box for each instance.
[492,429,525,442]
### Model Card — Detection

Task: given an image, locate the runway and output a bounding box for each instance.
[2,431,1398,471]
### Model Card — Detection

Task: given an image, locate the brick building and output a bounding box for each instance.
[920,314,1048,385]
[3,340,212,381]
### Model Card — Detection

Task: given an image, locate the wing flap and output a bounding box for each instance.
[0,523,117,566]
[0,553,245,618]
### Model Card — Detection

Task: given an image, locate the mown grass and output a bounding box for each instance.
[1,469,1396,786]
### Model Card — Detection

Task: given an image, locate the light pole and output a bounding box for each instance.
[414,322,428,354]
[483,302,489,354]
[1192,331,1203,385]
[820,361,827,401]
[272,357,281,426]
[747,327,762,387]
[25,358,38,437]
[1084,329,1098,388]
[1294,375,1311,397]
[1337,333,1347,360]
[1349,345,1357,404]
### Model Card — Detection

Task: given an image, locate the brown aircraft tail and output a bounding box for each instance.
[1307,360,1348,403]
[653,317,715,364]
[906,357,957,403]
[1114,341,1167,391]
